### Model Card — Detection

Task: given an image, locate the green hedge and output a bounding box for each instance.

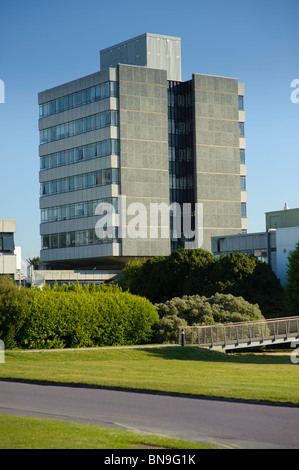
[0,278,159,349]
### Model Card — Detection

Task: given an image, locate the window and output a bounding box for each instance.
[239,122,245,137]
[240,149,245,163]
[42,236,49,249]
[41,228,118,250]
[238,95,244,110]
[241,202,247,218]
[240,176,246,191]
[40,111,116,144]
[39,82,117,118]
[40,169,119,197]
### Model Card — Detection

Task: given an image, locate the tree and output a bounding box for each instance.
[118,248,216,303]
[118,248,285,316]
[26,257,42,269]
[209,253,285,317]
[285,241,299,316]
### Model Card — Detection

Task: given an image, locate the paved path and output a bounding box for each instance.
[0,380,298,449]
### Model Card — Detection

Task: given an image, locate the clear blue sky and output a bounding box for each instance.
[0,0,298,261]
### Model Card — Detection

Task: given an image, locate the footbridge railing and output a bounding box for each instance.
[179,316,299,351]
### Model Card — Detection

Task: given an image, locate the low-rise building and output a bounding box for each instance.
[212,206,299,285]
[0,219,17,280]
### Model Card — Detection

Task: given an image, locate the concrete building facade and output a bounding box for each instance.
[39,34,247,269]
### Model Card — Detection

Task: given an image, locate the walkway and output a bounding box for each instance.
[179,316,299,351]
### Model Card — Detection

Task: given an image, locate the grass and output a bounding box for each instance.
[1,345,299,404]
[0,414,214,449]
[1,345,298,449]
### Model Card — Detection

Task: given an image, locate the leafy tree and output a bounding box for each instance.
[118,258,145,293]
[118,248,285,316]
[209,253,285,317]
[118,248,216,303]
[26,257,43,269]
[285,241,299,316]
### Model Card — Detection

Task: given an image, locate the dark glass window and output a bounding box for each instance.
[238,95,244,110]
[39,82,118,118]
[239,122,245,137]
[240,149,245,163]
[240,176,246,191]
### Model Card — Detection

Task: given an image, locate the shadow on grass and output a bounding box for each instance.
[137,345,293,365]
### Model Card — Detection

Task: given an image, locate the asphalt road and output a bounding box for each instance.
[0,380,298,449]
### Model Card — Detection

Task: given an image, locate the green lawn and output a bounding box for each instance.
[0,414,214,449]
[1,345,299,404]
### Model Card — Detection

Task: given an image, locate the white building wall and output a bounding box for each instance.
[275,226,299,285]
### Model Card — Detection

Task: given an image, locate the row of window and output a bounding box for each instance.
[169,148,245,164]
[39,82,118,118]
[42,229,118,250]
[41,197,118,224]
[40,139,119,170]
[40,110,119,144]
[40,168,119,196]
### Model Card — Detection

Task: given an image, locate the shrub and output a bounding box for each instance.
[153,293,264,343]
[0,276,32,348]
[0,283,159,349]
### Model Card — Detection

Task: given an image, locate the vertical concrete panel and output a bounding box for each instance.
[192,74,243,251]
[118,64,171,257]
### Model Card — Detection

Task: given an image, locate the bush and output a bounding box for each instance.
[0,282,158,349]
[153,293,264,343]
[0,276,32,348]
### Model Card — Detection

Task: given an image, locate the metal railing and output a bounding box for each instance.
[179,316,299,350]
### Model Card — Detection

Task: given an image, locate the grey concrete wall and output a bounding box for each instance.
[118,64,171,257]
[101,34,181,81]
[192,74,243,251]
